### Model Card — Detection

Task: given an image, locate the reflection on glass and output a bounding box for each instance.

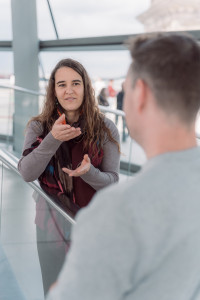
[1,162,44,299]
[0,157,79,298]
[34,186,79,296]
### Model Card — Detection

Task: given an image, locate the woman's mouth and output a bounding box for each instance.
[65,97,75,101]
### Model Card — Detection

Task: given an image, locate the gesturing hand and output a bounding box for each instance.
[51,113,81,142]
[62,154,91,177]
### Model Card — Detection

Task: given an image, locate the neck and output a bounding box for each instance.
[65,111,79,125]
[143,122,197,159]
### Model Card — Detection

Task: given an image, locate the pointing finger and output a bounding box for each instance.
[55,113,66,125]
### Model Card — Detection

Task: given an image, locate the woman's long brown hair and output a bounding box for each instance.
[31,58,120,153]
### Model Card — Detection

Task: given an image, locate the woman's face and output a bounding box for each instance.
[54,67,84,114]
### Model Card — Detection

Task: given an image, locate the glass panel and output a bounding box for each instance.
[0,87,14,138]
[138,0,200,33]
[36,0,58,40]
[36,0,200,39]
[0,52,13,78]
[0,84,45,152]
[102,109,146,180]
[40,50,130,81]
[48,0,150,38]
[0,160,77,298]
[0,0,12,40]
[0,52,14,148]
[0,162,43,299]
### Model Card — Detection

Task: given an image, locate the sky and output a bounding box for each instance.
[37,0,151,39]
[0,0,151,80]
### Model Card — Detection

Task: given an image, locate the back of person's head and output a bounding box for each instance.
[128,33,200,124]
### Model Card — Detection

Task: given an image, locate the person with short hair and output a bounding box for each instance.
[47,33,200,300]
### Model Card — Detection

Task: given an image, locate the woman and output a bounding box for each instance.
[18,58,120,294]
[18,58,120,205]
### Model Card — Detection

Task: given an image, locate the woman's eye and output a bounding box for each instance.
[73,82,80,86]
[58,84,65,87]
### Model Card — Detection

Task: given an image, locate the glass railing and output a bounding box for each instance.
[0,149,79,299]
[0,83,45,155]
[0,84,14,142]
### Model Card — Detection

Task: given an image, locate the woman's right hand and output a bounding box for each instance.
[51,113,81,141]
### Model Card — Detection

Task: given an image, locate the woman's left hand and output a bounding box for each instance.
[62,154,91,177]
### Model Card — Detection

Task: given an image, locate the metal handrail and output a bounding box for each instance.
[0,149,76,225]
[0,82,125,116]
[0,83,45,96]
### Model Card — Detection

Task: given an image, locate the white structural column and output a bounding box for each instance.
[11,0,39,153]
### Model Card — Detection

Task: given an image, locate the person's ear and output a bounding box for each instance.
[134,79,148,113]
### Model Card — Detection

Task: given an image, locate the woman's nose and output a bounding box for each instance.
[65,86,73,94]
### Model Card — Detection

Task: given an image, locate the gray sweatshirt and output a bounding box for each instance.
[47,147,200,300]
[18,117,120,191]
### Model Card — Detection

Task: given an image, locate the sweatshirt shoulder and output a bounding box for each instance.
[103,116,117,130]
[26,120,43,135]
